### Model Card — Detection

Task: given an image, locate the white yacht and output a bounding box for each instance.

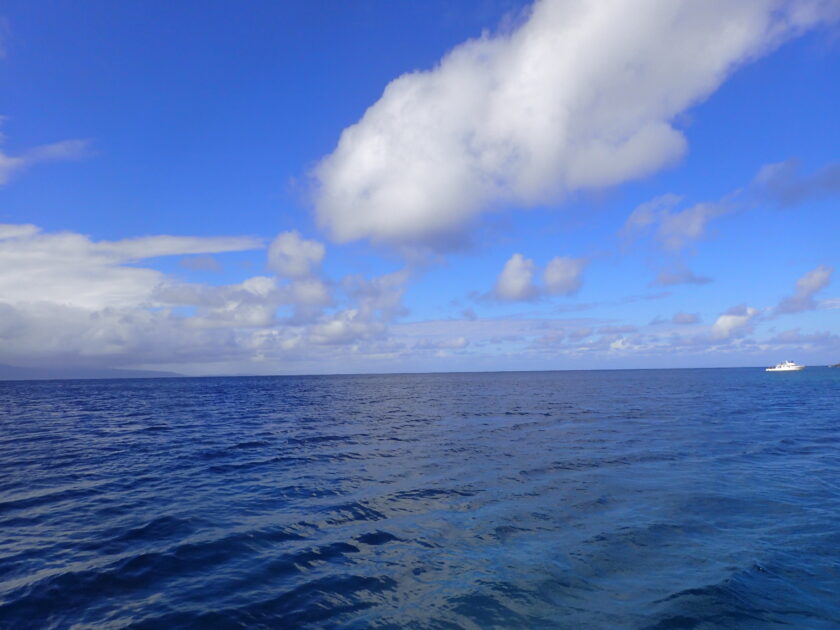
[765,360,805,372]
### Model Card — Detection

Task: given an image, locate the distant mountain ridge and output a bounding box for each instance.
[0,364,181,381]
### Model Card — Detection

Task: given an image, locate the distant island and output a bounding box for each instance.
[0,363,181,381]
[831,363,840,368]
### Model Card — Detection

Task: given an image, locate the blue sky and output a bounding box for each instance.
[0,0,838,375]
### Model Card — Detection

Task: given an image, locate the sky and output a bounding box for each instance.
[0,0,838,376]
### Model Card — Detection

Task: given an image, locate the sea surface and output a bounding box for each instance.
[1,368,839,629]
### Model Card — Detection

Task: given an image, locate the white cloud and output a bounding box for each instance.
[173,275,282,330]
[267,230,325,279]
[495,253,539,301]
[0,224,274,363]
[543,256,586,295]
[711,304,759,339]
[0,224,262,310]
[308,309,386,346]
[298,270,412,347]
[0,223,40,239]
[0,301,245,367]
[241,276,276,297]
[777,264,833,313]
[290,278,332,307]
[493,252,586,301]
[155,274,332,329]
[314,0,836,248]
[0,223,417,371]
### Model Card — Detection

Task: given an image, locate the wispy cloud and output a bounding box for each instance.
[776,264,833,314]
[672,312,700,325]
[653,268,712,287]
[620,194,682,242]
[622,193,735,253]
[0,136,91,186]
[414,336,469,351]
[754,159,840,207]
[765,329,840,346]
[621,154,840,289]
[97,234,263,261]
[657,201,734,252]
[620,191,735,287]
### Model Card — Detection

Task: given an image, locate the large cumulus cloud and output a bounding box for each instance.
[314,0,837,249]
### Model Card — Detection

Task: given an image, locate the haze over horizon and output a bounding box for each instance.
[1,0,838,376]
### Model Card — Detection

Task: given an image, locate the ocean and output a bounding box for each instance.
[1,368,839,629]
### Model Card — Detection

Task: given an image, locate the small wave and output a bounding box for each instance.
[646,561,840,629]
[286,434,353,446]
[139,424,171,433]
[355,530,401,546]
[3,370,840,628]
[0,523,318,624]
[229,439,272,449]
[114,515,197,544]
[127,574,397,629]
[322,501,387,526]
[207,457,285,474]
[0,484,101,517]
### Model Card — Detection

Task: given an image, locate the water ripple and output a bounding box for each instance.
[1,369,839,628]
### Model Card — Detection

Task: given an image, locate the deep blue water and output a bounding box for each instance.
[1,368,839,629]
